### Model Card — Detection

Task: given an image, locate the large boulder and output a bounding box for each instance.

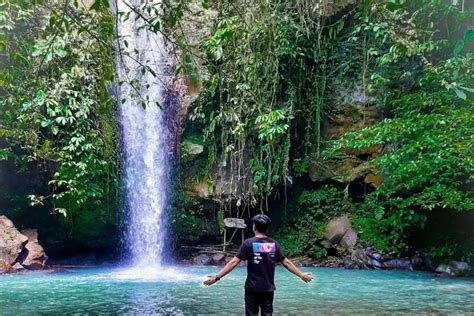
[0,215,28,273]
[321,216,358,255]
[212,253,226,265]
[340,228,358,249]
[193,254,212,266]
[17,229,47,270]
[0,260,14,273]
[324,216,351,244]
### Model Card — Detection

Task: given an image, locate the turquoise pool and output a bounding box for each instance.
[0,266,473,314]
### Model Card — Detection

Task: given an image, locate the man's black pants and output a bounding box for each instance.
[245,290,274,316]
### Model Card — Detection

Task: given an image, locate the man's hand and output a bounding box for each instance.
[203,275,218,286]
[299,272,313,283]
[282,258,314,283]
[202,257,241,287]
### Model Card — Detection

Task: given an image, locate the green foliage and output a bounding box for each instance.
[324,0,474,253]
[275,186,348,259]
[255,110,289,142]
[2,0,472,262]
[427,244,456,261]
[192,0,343,211]
[217,210,225,235]
[0,1,118,217]
[274,227,301,257]
[292,157,309,178]
[169,186,208,240]
[184,0,473,260]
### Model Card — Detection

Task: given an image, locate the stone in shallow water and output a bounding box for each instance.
[436,261,472,277]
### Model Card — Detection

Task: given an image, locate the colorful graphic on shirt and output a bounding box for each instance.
[252,242,276,253]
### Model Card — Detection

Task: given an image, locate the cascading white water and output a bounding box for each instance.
[114,0,170,267]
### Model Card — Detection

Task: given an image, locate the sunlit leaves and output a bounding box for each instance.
[255,110,289,142]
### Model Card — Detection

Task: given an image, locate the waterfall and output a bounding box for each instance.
[113,0,170,267]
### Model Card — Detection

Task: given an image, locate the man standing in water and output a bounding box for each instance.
[203,214,313,315]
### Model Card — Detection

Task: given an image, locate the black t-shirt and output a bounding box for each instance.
[236,236,285,293]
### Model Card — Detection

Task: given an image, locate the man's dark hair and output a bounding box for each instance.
[252,214,271,233]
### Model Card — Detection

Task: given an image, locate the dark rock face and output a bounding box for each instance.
[309,82,383,185]
[0,216,47,273]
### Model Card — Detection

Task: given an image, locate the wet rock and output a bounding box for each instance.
[343,256,355,269]
[212,253,225,265]
[313,256,344,268]
[324,216,351,244]
[383,259,412,270]
[436,261,472,277]
[436,264,451,275]
[410,255,424,270]
[193,254,212,266]
[347,248,368,269]
[450,261,471,275]
[11,262,25,272]
[367,257,383,269]
[292,256,314,267]
[0,216,28,267]
[367,251,382,261]
[419,255,436,272]
[18,229,47,270]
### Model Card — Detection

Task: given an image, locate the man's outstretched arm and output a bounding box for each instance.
[281,258,313,283]
[203,256,242,286]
